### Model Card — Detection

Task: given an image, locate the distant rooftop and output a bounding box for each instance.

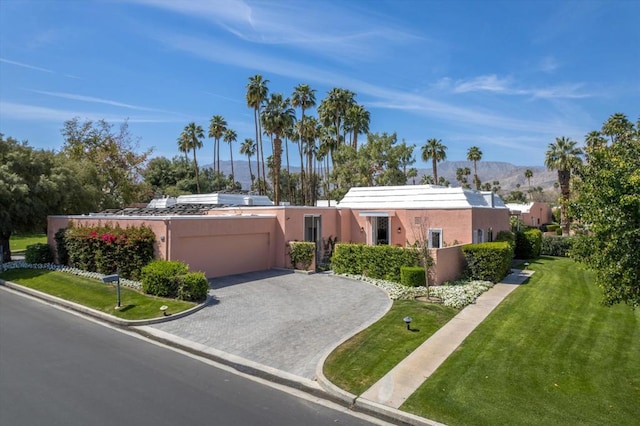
[337,185,507,209]
[505,202,535,214]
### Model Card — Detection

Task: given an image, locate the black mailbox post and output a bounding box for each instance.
[102,272,121,309]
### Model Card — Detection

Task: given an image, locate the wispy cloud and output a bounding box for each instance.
[0,101,185,124]
[28,90,182,115]
[539,56,559,73]
[439,74,591,99]
[0,58,53,73]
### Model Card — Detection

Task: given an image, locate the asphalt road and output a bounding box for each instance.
[0,288,388,426]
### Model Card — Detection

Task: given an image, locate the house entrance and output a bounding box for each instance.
[304,215,322,263]
[372,216,389,245]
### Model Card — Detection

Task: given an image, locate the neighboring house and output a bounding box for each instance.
[505,202,553,228]
[47,185,510,284]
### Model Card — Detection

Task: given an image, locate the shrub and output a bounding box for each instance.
[541,235,574,257]
[140,260,188,298]
[461,241,513,283]
[331,243,420,283]
[288,241,315,270]
[25,243,53,264]
[54,227,69,265]
[514,229,542,259]
[495,230,515,249]
[400,266,426,287]
[546,224,560,232]
[177,272,209,302]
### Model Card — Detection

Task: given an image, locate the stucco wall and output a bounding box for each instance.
[430,245,465,285]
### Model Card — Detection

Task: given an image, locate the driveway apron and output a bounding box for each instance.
[147,270,391,379]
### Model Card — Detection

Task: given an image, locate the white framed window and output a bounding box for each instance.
[428,228,443,249]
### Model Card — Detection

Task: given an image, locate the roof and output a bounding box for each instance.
[505,202,534,214]
[146,193,274,208]
[337,185,507,209]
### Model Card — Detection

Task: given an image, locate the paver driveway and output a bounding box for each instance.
[147,270,391,379]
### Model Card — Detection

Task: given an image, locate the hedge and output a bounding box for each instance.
[400,266,426,287]
[331,243,421,282]
[25,243,54,264]
[514,229,542,259]
[540,235,574,257]
[140,260,188,298]
[461,241,513,283]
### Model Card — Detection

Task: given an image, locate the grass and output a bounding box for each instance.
[0,269,196,320]
[401,256,640,425]
[323,300,458,395]
[9,233,47,253]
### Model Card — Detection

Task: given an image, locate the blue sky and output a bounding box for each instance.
[1,0,638,168]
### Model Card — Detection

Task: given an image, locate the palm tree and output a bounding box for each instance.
[240,138,256,190]
[318,88,355,152]
[291,84,316,203]
[182,122,204,193]
[261,93,296,205]
[223,128,237,181]
[344,104,370,149]
[176,131,190,164]
[208,115,227,175]
[524,169,533,200]
[466,146,483,190]
[421,138,447,183]
[246,75,269,193]
[545,136,583,235]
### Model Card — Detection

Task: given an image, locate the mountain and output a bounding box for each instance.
[211,160,557,193]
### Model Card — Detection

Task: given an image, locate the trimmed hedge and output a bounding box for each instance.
[63,223,155,280]
[400,266,426,287]
[331,243,420,282]
[25,243,54,264]
[495,230,515,249]
[141,260,208,302]
[55,228,69,265]
[515,229,542,259]
[461,241,513,283]
[541,235,574,257]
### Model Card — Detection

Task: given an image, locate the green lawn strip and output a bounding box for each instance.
[323,300,458,395]
[9,233,47,253]
[0,269,196,320]
[401,256,640,426]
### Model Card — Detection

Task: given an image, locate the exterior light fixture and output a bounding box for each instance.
[397,227,402,233]
[160,305,169,316]
[403,316,412,330]
[160,235,165,242]
[360,226,364,233]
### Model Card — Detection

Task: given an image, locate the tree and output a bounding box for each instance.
[246,75,269,192]
[223,128,237,180]
[292,84,316,203]
[208,115,227,175]
[524,169,533,199]
[545,136,583,235]
[182,122,204,194]
[1,135,96,261]
[61,118,151,208]
[261,93,295,205]
[571,113,640,307]
[456,167,471,189]
[318,88,355,161]
[466,145,483,190]
[240,138,256,190]
[344,104,370,150]
[421,138,447,183]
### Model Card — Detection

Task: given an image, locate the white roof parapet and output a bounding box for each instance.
[505,202,534,214]
[337,185,507,209]
[174,193,274,206]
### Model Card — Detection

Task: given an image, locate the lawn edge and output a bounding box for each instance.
[0,278,209,326]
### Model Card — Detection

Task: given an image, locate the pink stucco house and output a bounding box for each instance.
[505,201,553,229]
[48,185,510,284]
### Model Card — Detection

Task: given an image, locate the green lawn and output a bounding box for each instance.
[9,233,47,253]
[402,256,640,425]
[324,300,458,395]
[0,269,196,320]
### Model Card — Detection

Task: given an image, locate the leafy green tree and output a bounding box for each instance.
[0,135,96,261]
[545,136,583,235]
[466,146,483,190]
[571,113,640,307]
[61,118,151,207]
[421,138,447,183]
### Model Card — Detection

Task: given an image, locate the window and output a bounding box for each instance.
[428,229,442,249]
[474,229,484,244]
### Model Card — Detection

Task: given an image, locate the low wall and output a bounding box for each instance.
[430,245,465,285]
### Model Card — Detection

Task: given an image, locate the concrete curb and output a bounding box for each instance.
[0,278,209,326]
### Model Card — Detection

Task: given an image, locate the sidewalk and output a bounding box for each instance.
[358,269,534,410]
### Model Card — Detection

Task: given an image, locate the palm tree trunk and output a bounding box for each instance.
[432,157,438,183]
[559,170,571,236]
[253,108,261,194]
[230,145,235,183]
[193,151,200,194]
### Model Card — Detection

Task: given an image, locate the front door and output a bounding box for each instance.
[372,216,389,245]
[304,215,322,262]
